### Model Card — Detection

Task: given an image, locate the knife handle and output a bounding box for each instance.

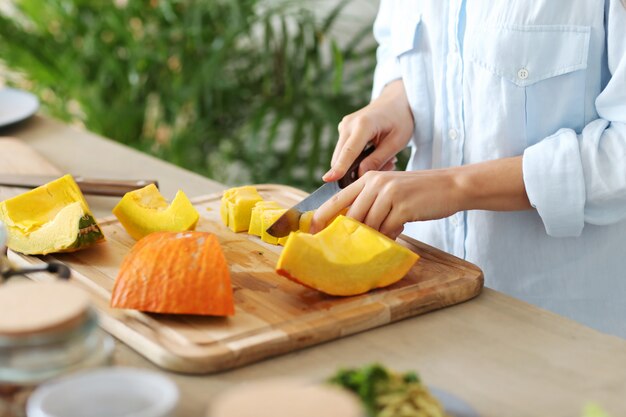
[337,144,376,189]
[73,177,159,197]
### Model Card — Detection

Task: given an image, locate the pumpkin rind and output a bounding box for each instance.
[112,184,199,240]
[111,231,234,316]
[276,215,419,296]
[0,174,105,255]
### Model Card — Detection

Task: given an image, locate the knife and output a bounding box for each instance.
[266,144,375,238]
[0,174,159,197]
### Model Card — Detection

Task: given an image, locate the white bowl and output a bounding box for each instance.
[26,367,179,417]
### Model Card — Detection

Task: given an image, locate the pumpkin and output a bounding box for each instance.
[298,211,314,234]
[0,174,104,255]
[220,186,263,232]
[112,184,199,240]
[276,215,419,296]
[248,201,283,236]
[110,231,234,316]
[260,209,289,246]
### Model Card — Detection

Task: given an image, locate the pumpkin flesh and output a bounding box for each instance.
[220,186,263,232]
[112,184,199,240]
[276,215,419,296]
[0,174,104,255]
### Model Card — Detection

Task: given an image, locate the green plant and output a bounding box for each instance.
[0,0,377,190]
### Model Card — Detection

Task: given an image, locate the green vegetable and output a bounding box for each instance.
[583,403,612,417]
[328,364,448,417]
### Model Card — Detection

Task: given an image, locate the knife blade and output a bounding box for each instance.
[266,144,375,238]
[0,174,159,197]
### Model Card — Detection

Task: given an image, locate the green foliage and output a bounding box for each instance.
[0,0,376,190]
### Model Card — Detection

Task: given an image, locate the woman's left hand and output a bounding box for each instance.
[310,169,463,239]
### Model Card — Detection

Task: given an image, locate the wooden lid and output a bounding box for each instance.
[209,379,364,417]
[0,281,90,337]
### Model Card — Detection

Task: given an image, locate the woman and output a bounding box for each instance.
[311,1,626,338]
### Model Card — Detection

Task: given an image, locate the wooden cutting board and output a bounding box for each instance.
[0,138,484,374]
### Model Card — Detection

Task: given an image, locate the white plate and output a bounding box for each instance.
[431,387,480,417]
[26,367,179,417]
[0,87,39,127]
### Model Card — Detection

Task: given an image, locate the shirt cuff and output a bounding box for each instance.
[522,128,586,237]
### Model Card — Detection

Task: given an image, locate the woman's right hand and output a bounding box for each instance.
[322,79,415,182]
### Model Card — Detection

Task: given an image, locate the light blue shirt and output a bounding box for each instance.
[373,0,626,338]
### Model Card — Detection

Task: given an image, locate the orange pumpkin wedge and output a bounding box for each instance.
[111,231,234,316]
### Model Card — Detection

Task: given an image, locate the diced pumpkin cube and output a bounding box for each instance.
[220,186,263,232]
[249,201,283,236]
[298,211,315,234]
[260,209,289,246]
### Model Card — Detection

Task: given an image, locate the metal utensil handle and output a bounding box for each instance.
[337,144,376,189]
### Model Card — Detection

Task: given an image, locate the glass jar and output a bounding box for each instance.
[0,222,114,417]
[0,310,113,417]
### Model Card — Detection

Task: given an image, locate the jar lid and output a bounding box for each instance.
[208,379,364,417]
[0,281,90,337]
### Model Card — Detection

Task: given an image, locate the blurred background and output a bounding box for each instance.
[0,0,381,191]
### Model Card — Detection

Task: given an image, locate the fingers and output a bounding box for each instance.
[380,157,397,172]
[362,194,392,231]
[357,133,403,177]
[379,209,405,238]
[323,116,374,182]
[310,180,364,233]
[388,226,404,240]
[345,184,378,223]
[330,118,351,168]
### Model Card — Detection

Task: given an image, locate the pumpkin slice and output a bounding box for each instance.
[111,231,234,316]
[220,186,263,232]
[0,174,104,255]
[112,184,199,240]
[276,215,419,296]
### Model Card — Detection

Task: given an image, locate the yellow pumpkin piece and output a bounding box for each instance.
[276,215,419,296]
[220,186,263,232]
[260,209,289,246]
[249,201,283,236]
[298,211,315,234]
[112,184,199,240]
[0,175,104,255]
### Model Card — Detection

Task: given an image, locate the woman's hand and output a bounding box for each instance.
[323,79,414,182]
[312,169,464,239]
[311,157,531,239]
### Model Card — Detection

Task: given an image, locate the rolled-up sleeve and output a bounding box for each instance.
[372,0,401,99]
[523,0,626,237]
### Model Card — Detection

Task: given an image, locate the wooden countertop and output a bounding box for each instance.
[2,116,625,417]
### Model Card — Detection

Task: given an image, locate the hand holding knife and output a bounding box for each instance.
[266,144,375,238]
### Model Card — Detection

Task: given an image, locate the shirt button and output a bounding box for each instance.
[450,215,459,227]
[517,68,529,80]
[448,128,458,140]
